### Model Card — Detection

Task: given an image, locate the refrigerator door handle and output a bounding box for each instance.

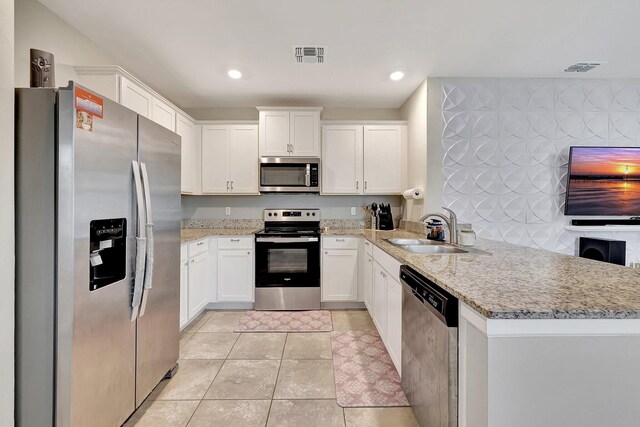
[138,162,155,317]
[131,160,147,321]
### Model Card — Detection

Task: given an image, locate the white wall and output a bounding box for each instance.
[400,80,428,220]
[185,106,401,121]
[428,78,640,264]
[182,194,402,221]
[14,0,117,87]
[0,0,14,423]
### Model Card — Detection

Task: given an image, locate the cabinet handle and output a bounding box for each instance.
[247,251,251,255]
[230,181,234,190]
[336,238,345,242]
[197,242,205,246]
[231,239,240,242]
[325,251,328,255]
[364,181,368,190]
[356,181,359,190]
[191,259,195,264]
[365,241,370,246]
[226,181,229,190]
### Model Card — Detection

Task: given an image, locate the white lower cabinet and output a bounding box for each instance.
[180,246,189,329]
[362,242,403,375]
[363,252,374,311]
[321,237,359,302]
[373,261,388,341]
[217,241,254,302]
[188,251,209,319]
[386,276,402,374]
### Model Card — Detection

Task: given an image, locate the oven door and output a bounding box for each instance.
[255,236,320,287]
[259,157,320,193]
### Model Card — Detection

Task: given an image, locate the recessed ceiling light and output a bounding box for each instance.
[227,69,242,79]
[389,71,404,81]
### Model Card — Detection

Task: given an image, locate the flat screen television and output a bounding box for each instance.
[565,146,640,216]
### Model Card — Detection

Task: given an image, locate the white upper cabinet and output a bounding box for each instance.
[258,107,322,157]
[321,125,363,194]
[120,75,153,118]
[228,125,259,193]
[201,125,229,194]
[321,123,406,195]
[176,113,200,194]
[151,97,176,131]
[363,126,405,194]
[259,110,290,156]
[289,111,320,156]
[201,124,259,194]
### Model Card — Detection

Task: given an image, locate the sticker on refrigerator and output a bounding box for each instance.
[76,109,93,132]
[75,87,104,118]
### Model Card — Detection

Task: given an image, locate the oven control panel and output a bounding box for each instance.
[264,209,320,221]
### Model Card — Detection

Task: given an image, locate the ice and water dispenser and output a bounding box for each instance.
[89,218,127,291]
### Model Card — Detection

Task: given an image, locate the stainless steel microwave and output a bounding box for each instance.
[259,157,320,193]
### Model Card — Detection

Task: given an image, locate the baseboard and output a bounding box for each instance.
[206,302,254,310]
[321,301,366,309]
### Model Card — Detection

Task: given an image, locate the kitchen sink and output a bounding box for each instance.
[383,237,490,255]
[400,245,468,254]
[385,238,443,246]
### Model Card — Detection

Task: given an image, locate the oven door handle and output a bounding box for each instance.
[256,237,319,243]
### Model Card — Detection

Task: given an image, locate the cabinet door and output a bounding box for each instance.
[322,249,359,301]
[363,126,404,194]
[120,76,152,118]
[363,253,374,311]
[259,110,290,156]
[201,126,229,194]
[373,261,388,340]
[321,125,363,194]
[290,111,320,157]
[217,249,254,302]
[188,252,209,319]
[177,114,197,194]
[386,276,402,374]
[151,97,176,131]
[180,258,189,329]
[228,125,259,194]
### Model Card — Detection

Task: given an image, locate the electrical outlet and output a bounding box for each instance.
[633,262,640,269]
[351,207,357,216]
[225,207,231,216]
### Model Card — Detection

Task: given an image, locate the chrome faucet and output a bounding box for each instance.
[418,207,459,245]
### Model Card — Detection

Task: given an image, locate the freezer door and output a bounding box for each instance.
[57,84,139,427]
[135,115,181,406]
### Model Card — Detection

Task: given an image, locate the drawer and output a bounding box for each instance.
[188,239,209,257]
[323,236,359,250]
[218,236,253,250]
[180,244,188,262]
[363,239,373,256]
[373,246,401,279]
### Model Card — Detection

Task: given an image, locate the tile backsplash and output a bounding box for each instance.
[438,79,640,264]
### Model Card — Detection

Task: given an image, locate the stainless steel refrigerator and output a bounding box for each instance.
[15,82,181,427]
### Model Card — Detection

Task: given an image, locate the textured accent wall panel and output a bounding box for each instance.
[441,79,640,264]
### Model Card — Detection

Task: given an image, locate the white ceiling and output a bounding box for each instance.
[40,0,640,109]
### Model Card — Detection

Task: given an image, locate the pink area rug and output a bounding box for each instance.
[331,330,409,407]
[234,310,333,332]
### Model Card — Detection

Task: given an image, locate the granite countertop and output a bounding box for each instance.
[182,226,640,320]
[181,228,261,243]
[330,228,640,320]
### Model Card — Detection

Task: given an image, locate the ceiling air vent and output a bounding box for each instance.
[294,46,325,64]
[564,62,604,73]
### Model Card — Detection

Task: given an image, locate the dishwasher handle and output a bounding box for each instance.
[400,265,458,327]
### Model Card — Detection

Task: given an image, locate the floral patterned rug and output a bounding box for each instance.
[234,310,333,332]
[331,330,409,407]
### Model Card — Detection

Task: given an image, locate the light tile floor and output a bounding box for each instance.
[124,310,419,427]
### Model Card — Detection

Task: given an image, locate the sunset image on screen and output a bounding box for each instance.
[570,147,640,178]
[565,147,640,216]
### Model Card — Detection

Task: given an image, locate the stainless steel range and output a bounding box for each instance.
[255,209,321,310]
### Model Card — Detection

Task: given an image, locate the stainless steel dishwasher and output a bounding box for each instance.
[400,265,458,427]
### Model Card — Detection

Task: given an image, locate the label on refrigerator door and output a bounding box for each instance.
[75,87,104,118]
